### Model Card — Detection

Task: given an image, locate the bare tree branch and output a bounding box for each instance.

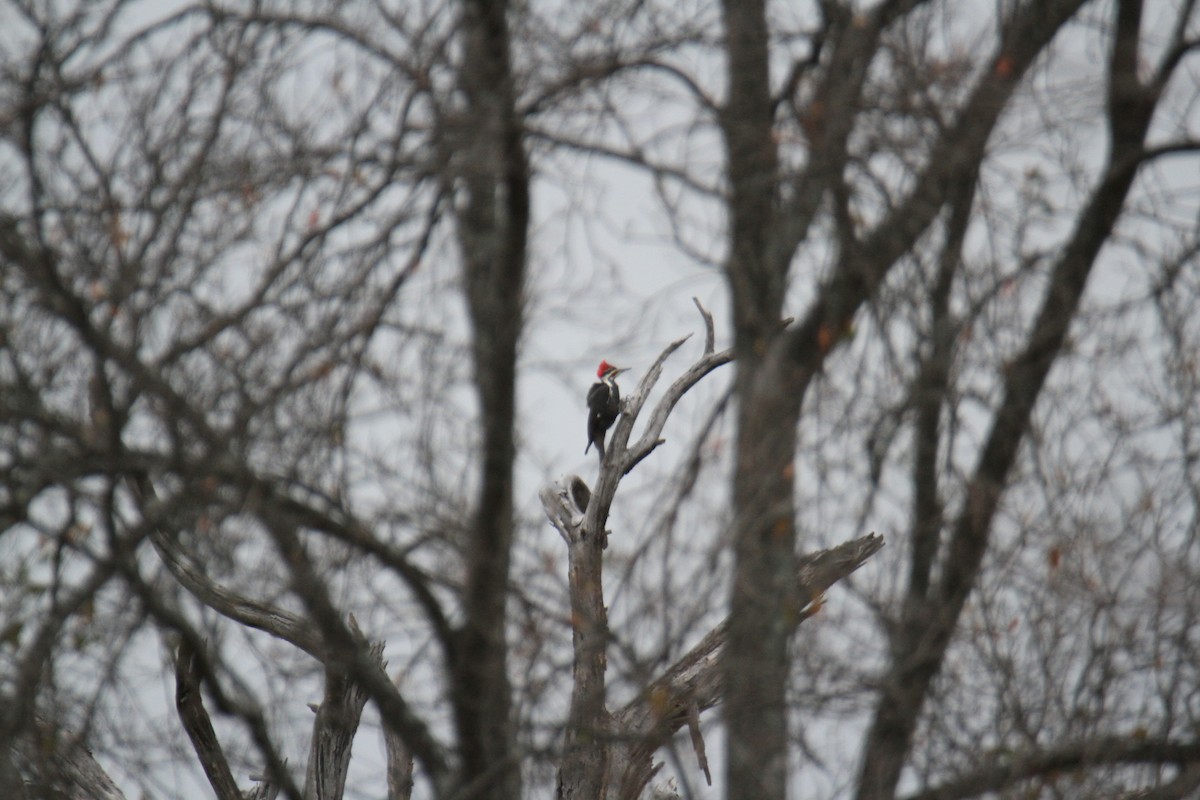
[128,476,452,792]
[45,745,128,800]
[901,736,1200,800]
[607,533,885,799]
[174,640,241,800]
[552,307,732,798]
[303,620,385,800]
[119,559,305,800]
[0,559,121,776]
[246,776,284,800]
[685,701,710,787]
[622,301,734,474]
[10,718,129,800]
[542,457,884,800]
[260,521,452,794]
[857,2,1161,795]
[139,472,451,666]
[385,725,416,800]
[148,519,325,659]
[1120,764,1200,800]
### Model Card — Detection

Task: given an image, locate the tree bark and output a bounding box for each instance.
[175,641,242,800]
[9,718,128,800]
[544,464,884,800]
[304,631,385,800]
[452,0,530,795]
[717,0,794,796]
[552,327,707,799]
[385,724,416,800]
[609,534,884,800]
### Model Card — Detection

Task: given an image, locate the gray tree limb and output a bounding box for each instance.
[542,464,884,800]
[621,299,735,475]
[130,474,450,795]
[260,522,451,796]
[303,619,385,800]
[130,475,326,660]
[546,303,791,799]
[175,640,242,800]
[856,2,1162,795]
[607,534,884,800]
[551,306,727,799]
[449,0,530,793]
[901,736,1200,800]
[385,724,416,800]
[10,718,128,800]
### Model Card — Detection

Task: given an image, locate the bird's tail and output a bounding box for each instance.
[585,436,606,462]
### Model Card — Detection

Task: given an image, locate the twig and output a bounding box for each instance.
[686,701,711,786]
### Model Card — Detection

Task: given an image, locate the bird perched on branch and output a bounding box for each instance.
[585,360,627,462]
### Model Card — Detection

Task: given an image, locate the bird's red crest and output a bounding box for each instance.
[597,360,613,378]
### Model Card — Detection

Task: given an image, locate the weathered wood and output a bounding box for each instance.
[303,618,384,800]
[622,300,735,474]
[11,718,129,800]
[384,724,415,800]
[544,465,885,800]
[130,474,326,660]
[622,299,788,476]
[685,702,710,786]
[51,747,128,800]
[544,303,824,800]
[542,474,613,799]
[606,533,884,799]
[550,313,715,800]
[175,640,242,800]
[245,774,283,800]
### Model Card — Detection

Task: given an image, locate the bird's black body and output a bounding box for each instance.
[585,362,625,461]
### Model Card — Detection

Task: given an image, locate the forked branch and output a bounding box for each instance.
[304,617,385,800]
[622,299,734,474]
[607,533,885,799]
[542,302,876,800]
[586,299,743,536]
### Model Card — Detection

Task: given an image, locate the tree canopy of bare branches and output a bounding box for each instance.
[3,1,1200,799]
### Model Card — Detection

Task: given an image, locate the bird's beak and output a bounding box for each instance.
[614,367,628,376]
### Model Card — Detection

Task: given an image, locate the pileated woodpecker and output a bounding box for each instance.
[585,360,627,461]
